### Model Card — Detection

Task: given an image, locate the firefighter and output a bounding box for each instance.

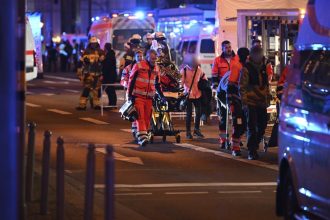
[119,40,134,80]
[127,49,164,147]
[252,39,274,83]
[227,47,250,156]
[76,36,105,110]
[154,32,172,61]
[143,33,154,54]
[239,46,271,160]
[119,34,143,80]
[212,40,239,148]
[121,50,144,88]
[120,50,145,140]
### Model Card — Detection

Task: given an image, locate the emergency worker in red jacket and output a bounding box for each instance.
[212,40,239,148]
[127,49,164,147]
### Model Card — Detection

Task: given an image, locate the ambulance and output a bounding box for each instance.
[26,13,44,78]
[25,17,37,81]
[276,0,330,219]
[89,12,156,62]
[176,22,216,78]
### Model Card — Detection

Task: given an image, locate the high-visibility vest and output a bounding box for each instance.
[128,61,160,99]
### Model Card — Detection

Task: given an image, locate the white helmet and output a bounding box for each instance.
[155,32,166,41]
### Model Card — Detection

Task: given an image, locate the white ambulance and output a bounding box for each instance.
[25,17,37,81]
[89,12,155,61]
[176,22,216,78]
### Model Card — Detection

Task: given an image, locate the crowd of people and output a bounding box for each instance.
[43,39,83,73]
[74,31,281,160]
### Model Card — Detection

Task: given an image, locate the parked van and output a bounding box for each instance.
[276,0,330,219]
[176,22,216,78]
[25,17,37,81]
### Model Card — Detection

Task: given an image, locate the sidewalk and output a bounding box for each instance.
[26,150,149,220]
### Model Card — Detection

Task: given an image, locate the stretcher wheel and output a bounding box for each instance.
[162,135,166,143]
[175,134,181,143]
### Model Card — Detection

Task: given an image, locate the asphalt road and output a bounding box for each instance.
[26,72,281,220]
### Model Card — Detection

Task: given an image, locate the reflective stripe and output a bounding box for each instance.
[133,89,155,97]
[136,77,155,84]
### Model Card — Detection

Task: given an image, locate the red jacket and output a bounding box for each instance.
[127,60,160,99]
[212,53,239,79]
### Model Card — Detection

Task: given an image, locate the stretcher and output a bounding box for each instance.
[149,92,184,144]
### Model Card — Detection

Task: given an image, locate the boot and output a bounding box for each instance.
[193,129,205,138]
[186,132,193,140]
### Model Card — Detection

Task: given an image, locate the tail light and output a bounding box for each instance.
[33,50,37,67]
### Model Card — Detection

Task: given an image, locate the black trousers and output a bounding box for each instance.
[217,90,227,131]
[244,105,268,152]
[186,98,202,132]
[105,86,117,106]
[231,99,246,139]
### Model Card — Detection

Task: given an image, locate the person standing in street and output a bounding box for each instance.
[212,40,239,148]
[76,37,105,110]
[252,39,274,83]
[47,41,58,72]
[59,40,68,72]
[181,57,207,139]
[127,49,164,147]
[226,47,250,156]
[120,50,144,140]
[102,43,118,107]
[72,39,79,71]
[239,46,271,160]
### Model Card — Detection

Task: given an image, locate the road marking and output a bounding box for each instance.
[165,191,209,195]
[26,102,41,107]
[47,109,72,115]
[115,193,153,196]
[217,190,262,194]
[93,182,277,189]
[118,97,125,101]
[65,89,80,93]
[121,129,132,133]
[45,75,80,82]
[96,148,144,165]
[26,91,34,95]
[80,117,109,125]
[41,93,55,96]
[44,80,70,85]
[174,143,278,171]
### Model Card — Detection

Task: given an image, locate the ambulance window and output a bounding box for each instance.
[182,41,189,54]
[301,50,330,114]
[176,42,182,51]
[188,41,197,54]
[200,39,215,54]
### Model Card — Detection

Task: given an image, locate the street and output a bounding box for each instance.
[26,72,280,220]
